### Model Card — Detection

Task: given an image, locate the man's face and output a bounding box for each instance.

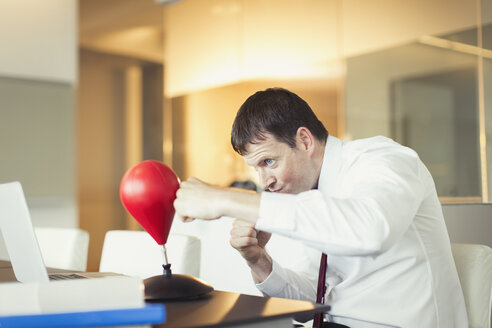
[243,133,317,194]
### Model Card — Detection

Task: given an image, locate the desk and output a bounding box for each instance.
[0,260,329,327]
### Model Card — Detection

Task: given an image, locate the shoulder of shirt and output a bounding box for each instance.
[344,135,396,149]
[342,135,418,160]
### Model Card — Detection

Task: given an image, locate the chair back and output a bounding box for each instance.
[451,243,492,328]
[99,230,201,278]
[34,227,89,271]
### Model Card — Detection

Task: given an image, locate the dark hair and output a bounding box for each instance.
[231,88,328,155]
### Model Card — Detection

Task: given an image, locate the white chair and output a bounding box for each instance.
[34,227,89,271]
[451,243,492,328]
[99,230,201,279]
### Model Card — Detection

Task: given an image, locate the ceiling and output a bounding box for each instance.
[79,0,165,62]
[79,0,163,38]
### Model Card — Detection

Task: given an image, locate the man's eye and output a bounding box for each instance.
[264,159,274,166]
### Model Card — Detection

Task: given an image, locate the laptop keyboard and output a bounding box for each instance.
[49,273,88,281]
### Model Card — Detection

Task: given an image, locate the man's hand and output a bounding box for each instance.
[230,219,273,283]
[174,177,225,222]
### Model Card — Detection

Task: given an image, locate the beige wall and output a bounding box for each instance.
[0,78,75,197]
[340,0,477,57]
[0,0,77,83]
[163,0,339,97]
[163,0,479,97]
[77,50,142,270]
[0,0,78,229]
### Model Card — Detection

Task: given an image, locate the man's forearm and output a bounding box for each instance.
[221,188,261,224]
[248,250,273,284]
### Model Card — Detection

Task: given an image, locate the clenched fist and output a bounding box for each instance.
[230,219,273,282]
[174,177,226,222]
[174,177,262,224]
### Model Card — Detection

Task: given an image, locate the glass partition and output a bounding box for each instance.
[346,43,480,199]
[344,0,492,202]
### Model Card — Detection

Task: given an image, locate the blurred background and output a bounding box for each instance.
[0,0,491,271]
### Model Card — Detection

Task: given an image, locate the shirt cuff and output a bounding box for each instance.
[255,259,288,296]
[256,192,297,233]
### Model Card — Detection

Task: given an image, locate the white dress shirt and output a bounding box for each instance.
[255,136,468,328]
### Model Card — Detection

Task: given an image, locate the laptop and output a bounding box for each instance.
[0,181,117,283]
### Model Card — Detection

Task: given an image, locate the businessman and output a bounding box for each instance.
[174,88,467,327]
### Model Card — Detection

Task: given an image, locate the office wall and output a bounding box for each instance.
[77,50,139,271]
[0,0,77,84]
[0,78,77,227]
[340,0,476,57]
[0,0,78,228]
[163,0,339,97]
[164,0,477,97]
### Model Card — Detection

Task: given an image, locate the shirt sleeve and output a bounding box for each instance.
[255,144,429,256]
[255,259,318,301]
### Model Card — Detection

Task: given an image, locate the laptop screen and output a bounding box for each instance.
[0,182,49,283]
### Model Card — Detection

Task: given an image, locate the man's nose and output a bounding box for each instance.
[259,170,275,191]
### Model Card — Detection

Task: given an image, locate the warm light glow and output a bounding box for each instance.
[81,26,163,63]
[242,60,345,81]
[260,297,316,316]
[163,0,339,97]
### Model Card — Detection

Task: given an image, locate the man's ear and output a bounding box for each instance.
[296,127,315,154]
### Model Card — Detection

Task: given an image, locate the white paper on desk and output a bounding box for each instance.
[0,276,144,316]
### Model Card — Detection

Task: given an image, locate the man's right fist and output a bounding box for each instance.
[229,219,271,264]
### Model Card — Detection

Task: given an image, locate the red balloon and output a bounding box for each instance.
[119,160,180,245]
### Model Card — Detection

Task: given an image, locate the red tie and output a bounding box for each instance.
[313,253,327,328]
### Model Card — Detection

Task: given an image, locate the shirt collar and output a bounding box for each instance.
[318,135,343,193]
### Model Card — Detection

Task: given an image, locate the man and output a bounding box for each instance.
[174,88,467,327]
